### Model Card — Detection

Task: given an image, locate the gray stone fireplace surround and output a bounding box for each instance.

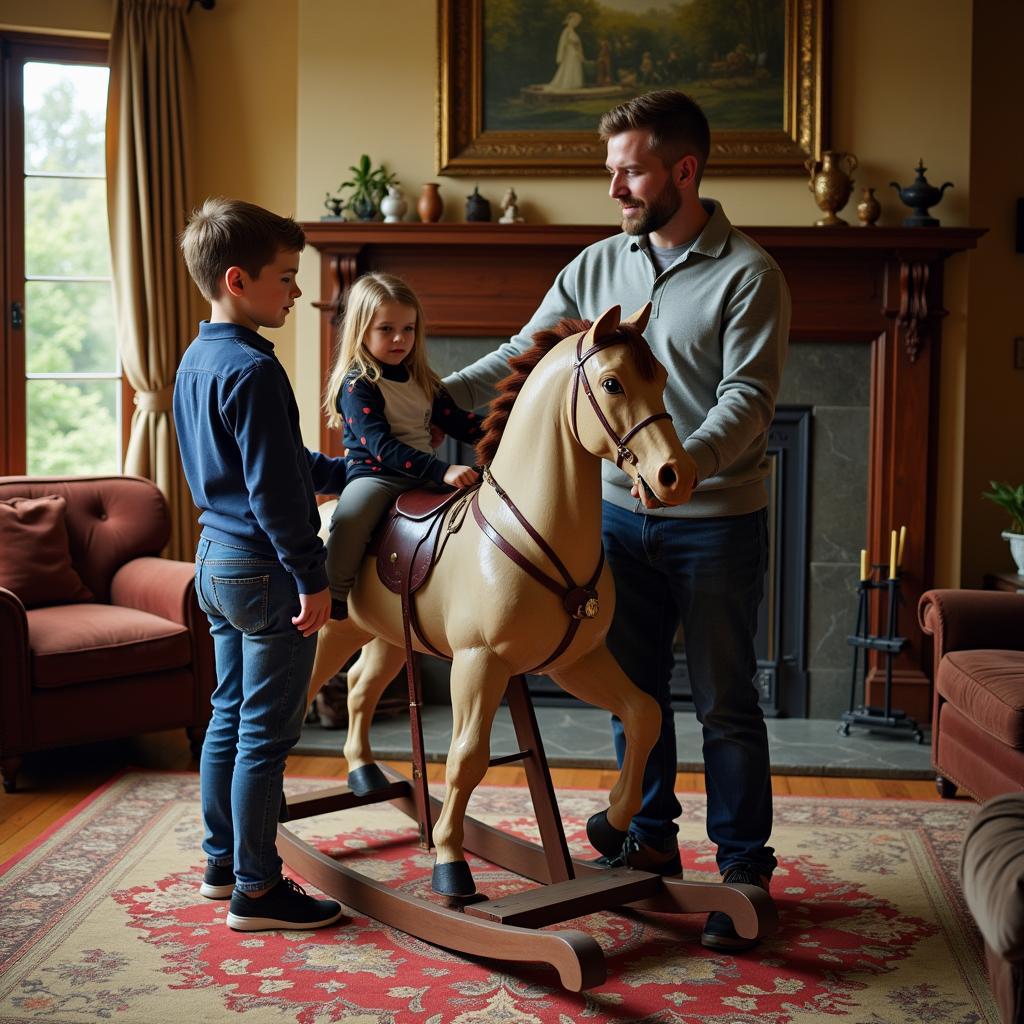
[427,337,870,720]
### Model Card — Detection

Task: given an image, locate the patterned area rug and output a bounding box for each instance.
[0,772,995,1024]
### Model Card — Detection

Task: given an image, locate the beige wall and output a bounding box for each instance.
[8,0,1017,588]
[961,0,1024,586]
[186,0,300,377]
[0,0,109,37]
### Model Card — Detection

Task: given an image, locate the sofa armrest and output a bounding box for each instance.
[961,793,1024,961]
[918,589,1024,661]
[110,557,215,722]
[110,557,194,625]
[0,587,32,757]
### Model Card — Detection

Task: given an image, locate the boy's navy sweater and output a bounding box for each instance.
[174,321,346,594]
[339,364,483,484]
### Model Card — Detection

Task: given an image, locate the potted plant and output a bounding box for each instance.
[337,154,398,221]
[982,480,1024,575]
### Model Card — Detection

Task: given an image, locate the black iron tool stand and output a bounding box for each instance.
[838,554,923,743]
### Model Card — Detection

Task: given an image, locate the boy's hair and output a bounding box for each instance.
[180,197,305,302]
[323,272,438,430]
[598,89,711,184]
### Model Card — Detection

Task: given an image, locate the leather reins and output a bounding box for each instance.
[471,328,673,672]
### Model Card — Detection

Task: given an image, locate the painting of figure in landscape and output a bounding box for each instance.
[483,0,785,133]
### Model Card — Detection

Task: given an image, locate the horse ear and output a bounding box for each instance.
[587,305,621,344]
[622,301,652,332]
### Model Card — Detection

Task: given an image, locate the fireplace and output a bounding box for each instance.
[303,221,982,721]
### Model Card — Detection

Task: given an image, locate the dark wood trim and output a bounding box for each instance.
[302,220,985,721]
[0,32,111,475]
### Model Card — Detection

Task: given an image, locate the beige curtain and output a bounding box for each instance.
[106,0,197,560]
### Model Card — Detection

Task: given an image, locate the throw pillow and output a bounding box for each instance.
[0,495,95,609]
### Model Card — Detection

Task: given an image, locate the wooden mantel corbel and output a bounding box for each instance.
[897,258,930,363]
[301,220,985,720]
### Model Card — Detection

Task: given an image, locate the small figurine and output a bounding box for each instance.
[465,185,491,222]
[499,187,524,224]
[322,191,345,220]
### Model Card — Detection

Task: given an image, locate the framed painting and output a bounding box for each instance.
[438,0,829,176]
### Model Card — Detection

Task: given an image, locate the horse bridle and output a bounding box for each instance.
[470,328,674,672]
[569,328,673,472]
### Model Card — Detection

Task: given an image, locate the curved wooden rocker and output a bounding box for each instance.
[280,306,778,988]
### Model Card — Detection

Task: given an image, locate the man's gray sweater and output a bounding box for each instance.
[443,199,791,518]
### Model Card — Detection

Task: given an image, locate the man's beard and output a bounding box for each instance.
[620,178,681,236]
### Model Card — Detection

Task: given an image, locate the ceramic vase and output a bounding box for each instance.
[1002,531,1024,576]
[856,187,881,226]
[417,183,443,223]
[380,185,408,223]
[805,150,858,226]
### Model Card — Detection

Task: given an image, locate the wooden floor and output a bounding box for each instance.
[0,727,958,866]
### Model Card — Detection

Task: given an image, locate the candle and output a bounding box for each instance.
[860,548,868,581]
[888,529,898,580]
[897,525,907,568]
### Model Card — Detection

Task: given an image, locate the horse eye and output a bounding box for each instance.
[601,378,623,395]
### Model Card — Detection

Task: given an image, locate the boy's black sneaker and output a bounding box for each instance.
[226,876,344,931]
[700,864,771,951]
[200,862,236,899]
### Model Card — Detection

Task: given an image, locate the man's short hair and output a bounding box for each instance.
[598,90,711,183]
[180,197,305,302]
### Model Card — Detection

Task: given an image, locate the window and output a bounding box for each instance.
[2,33,126,476]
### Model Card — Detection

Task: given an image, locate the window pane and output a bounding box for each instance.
[23,62,108,175]
[25,281,117,373]
[25,177,111,278]
[26,378,119,475]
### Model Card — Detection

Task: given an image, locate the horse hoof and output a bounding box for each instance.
[587,809,628,857]
[432,860,476,897]
[347,764,391,796]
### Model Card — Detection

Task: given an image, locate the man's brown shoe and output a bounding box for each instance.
[593,833,682,876]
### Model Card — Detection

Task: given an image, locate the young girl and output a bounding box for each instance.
[322,272,482,619]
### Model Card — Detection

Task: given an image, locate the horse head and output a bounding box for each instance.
[568,303,695,509]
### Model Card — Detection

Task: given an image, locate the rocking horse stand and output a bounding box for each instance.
[279,670,777,991]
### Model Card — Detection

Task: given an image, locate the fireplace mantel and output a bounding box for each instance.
[303,220,984,719]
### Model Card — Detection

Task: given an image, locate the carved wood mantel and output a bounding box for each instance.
[302,221,984,720]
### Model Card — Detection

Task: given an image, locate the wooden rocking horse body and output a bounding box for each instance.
[280,305,777,988]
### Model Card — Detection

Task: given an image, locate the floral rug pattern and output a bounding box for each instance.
[0,773,994,1023]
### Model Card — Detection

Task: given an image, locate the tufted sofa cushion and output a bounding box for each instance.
[0,476,169,602]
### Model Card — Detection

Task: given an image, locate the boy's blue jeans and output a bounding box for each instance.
[601,500,777,878]
[194,538,317,892]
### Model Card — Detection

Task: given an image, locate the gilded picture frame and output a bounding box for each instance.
[438,0,829,176]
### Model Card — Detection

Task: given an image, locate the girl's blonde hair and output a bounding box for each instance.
[323,272,439,429]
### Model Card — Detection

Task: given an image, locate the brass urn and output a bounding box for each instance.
[805,150,858,226]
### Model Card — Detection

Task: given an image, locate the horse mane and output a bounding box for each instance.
[475,317,657,466]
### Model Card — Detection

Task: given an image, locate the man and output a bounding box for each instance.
[443,90,790,951]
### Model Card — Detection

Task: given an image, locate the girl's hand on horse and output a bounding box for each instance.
[445,464,479,488]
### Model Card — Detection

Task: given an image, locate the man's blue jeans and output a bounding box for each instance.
[601,500,777,877]
[194,538,317,892]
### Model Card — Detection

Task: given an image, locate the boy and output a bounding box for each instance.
[175,197,346,931]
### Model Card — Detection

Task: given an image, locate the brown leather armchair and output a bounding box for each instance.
[919,588,1024,801]
[0,475,214,792]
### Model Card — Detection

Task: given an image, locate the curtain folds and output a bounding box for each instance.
[106,0,197,560]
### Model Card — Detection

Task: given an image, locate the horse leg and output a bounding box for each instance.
[342,639,406,795]
[548,644,661,849]
[430,648,510,897]
[307,618,372,704]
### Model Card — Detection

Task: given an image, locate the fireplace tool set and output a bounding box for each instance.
[839,525,924,743]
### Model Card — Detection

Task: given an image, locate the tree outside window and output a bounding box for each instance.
[22,59,121,475]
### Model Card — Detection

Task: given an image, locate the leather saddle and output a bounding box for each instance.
[373,483,476,598]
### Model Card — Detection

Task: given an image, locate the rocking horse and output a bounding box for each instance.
[278,304,777,989]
